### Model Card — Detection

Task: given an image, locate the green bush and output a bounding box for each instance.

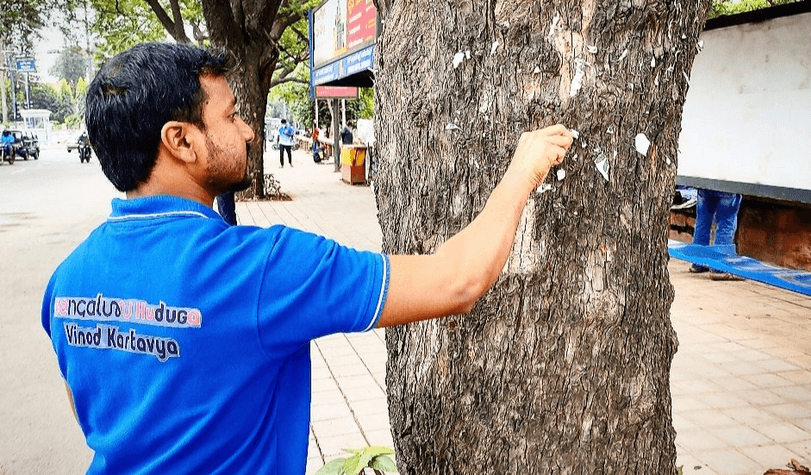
[709,0,802,19]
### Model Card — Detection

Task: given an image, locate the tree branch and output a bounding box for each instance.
[167,0,189,43]
[270,76,308,87]
[143,0,191,43]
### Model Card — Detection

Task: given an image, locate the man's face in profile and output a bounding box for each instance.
[196,75,255,193]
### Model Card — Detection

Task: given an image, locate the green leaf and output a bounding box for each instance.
[360,446,395,458]
[369,455,398,473]
[342,453,366,475]
[316,457,346,475]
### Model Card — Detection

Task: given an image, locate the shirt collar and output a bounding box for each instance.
[109,195,224,222]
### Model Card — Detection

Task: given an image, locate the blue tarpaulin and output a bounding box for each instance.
[668,242,811,297]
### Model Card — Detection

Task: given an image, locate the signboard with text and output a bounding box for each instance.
[315,86,359,99]
[310,0,376,89]
[15,57,36,73]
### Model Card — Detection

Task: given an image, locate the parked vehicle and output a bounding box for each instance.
[11,130,39,160]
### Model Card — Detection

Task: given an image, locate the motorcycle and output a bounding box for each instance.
[79,141,92,163]
[1,144,15,165]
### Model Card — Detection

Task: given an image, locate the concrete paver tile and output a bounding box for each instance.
[312,418,363,438]
[794,418,811,432]
[311,389,348,407]
[773,385,811,403]
[681,409,739,428]
[756,358,802,373]
[336,374,381,390]
[718,361,770,376]
[755,422,811,444]
[698,365,737,379]
[742,444,803,470]
[363,429,394,449]
[676,428,728,452]
[779,370,811,385]
[766,403,811,420]
[693,448,762,475]
[710,376,758,392]
[702,341,747,353]
[673,413,699,432]
[707,425,772,447]
[331,363,374,378]
[742,373,795,389]
[737,387,788,406]
[785,441,811,461]
[736,338,781,350]
[732,349,778,362]
[342,385,386,404]
[355,411,392,433]
[317,433,368,460]
[723,405,787,425]
[326,354,365,368]
[701,392,750,409]
[671,369,702,383]
[312,377,340,393]
[312,366,333,381]
[679,379,725,395]
[305,456,324,475]
[351,398,389,416]
[673,396,713,413]
[311,402,353,423]
[677,453,714,475]
[786,355,811,368]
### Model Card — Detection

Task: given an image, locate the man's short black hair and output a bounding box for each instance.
[281,119,287,124]
[85,42,229,192]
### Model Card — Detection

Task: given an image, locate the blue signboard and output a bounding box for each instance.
[311,44,375,87]
[15,57,36,73]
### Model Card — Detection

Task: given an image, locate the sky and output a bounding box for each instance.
[35,30,62,83]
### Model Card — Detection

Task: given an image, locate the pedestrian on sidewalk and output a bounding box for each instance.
[278,118,296,167]
[311,123,323,163]
[41,42,572,475]
[689,188,743,280]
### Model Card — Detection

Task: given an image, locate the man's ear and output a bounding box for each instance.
[160,121,200,164]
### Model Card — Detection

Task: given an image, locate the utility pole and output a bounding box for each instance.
[332,99,341,172]
[0,46,7,123]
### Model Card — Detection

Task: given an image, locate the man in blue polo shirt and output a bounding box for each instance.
[42,42,572,474]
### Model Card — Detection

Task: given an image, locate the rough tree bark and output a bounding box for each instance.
[373,1,712,473]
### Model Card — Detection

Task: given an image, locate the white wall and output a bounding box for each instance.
[678,12,811,194]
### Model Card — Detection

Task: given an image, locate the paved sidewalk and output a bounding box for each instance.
[240,149,811,475]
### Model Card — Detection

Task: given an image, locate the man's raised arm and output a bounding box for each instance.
[377,124,573,328]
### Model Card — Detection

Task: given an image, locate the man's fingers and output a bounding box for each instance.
[541,124,570,137]
[547,133,573,149]
[549,145,567,164]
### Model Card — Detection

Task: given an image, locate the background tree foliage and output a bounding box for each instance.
[267,63,374,130]
[49,47,89,84]
[0,0,48,50]
[710,0,804,18]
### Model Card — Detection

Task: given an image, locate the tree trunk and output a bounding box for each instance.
[228,44,277,198]
[373,1,711,473]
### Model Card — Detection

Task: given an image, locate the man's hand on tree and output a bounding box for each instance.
[511,124,573,190]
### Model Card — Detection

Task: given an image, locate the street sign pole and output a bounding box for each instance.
[10,63,17,123]
[26,72,31,109]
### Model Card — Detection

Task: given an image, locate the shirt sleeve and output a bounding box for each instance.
[256,227,389,353]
